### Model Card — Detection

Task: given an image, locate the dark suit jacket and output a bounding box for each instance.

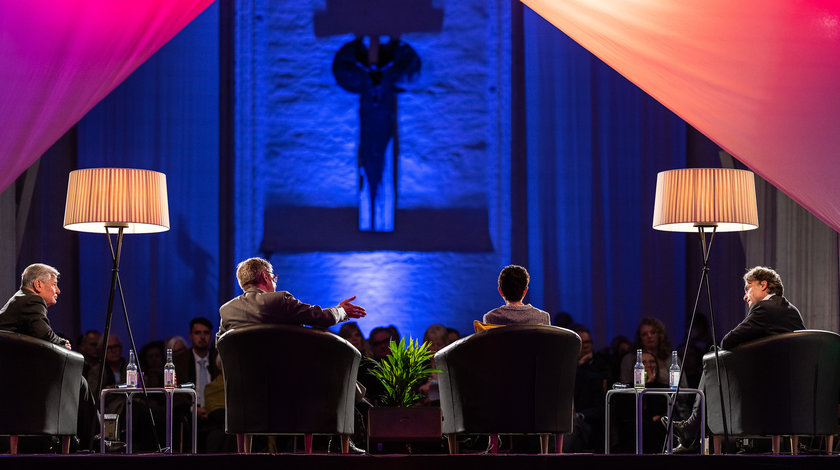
[216,288,345,344]
[0,288,67,346]
[174,346,221,386]
[721,295,805,350]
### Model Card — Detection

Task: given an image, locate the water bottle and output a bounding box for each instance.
[164,348,177,389]
[633,349,645,389]
[669,350,681,389]
[126,349,138,387]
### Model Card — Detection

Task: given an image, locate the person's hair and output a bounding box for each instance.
[20,263,59,289]
[369,327,394,344]
[445,327,460,340]
[338,322,372,357]
[386,325,400,342]
[235,257,272,290]
[553,312,573,327]
[744,266,784,296]
[635,317,672,360]
[498,265,529,302]
[570,323,590,335]
[139,340,165,369]
[423,324,449,350]
[610,335,631,354]
[165,335,187,351]
[190,317,213,331]
[338,322,363,340]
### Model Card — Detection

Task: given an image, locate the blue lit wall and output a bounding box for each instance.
[233,0,512,340]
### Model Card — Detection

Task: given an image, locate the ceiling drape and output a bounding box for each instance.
[0,0,214,192]
[523,0,840,233]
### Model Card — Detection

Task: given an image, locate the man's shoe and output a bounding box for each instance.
[328,437,365,454]
[672,441,701,454]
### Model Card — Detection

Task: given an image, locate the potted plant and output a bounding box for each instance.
[366,338,443,453]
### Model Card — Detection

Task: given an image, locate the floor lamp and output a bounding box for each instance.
[63,168,170,451]
[652,168,758,454]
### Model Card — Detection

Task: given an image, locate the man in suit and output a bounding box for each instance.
[0,263,96,450]
[0,263,68,347]
[174,317,220,452]
[664,266,805,452]
[217,257,368,452]
[217,257,366,341]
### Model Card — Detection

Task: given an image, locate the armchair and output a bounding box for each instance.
[435,324,580,454]
[216,324,361,453]
[702,329,840,454]
[0,330,83,454]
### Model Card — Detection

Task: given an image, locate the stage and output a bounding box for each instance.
[1,452,838,470]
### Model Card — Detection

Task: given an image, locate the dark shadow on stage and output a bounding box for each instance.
[1,453,838,470]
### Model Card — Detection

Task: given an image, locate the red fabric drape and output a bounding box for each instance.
[0,0,214,191]
[524,0,840,232]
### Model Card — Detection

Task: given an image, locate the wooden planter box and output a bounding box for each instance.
[367,406,442,453]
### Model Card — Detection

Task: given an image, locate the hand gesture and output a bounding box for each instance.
[339,296,366,319]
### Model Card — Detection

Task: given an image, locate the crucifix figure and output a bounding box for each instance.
[314,0,443,232]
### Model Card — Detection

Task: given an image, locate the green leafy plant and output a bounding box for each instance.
[367,337,442,407]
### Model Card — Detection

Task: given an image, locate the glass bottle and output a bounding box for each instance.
[164,348,177,389]
[126,349,138,388]
[633,349,645,389]
[669,350,681,389]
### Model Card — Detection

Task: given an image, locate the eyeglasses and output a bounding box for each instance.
[266,272,278,282]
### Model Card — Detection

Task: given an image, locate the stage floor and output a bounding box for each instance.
[1,453,838,470]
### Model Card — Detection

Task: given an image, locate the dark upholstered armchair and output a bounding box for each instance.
[435,325,580,454]
[0,330,83,454]
[217,324,361,453]
[702,329,840,454]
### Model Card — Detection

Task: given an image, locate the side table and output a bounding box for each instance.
[99,386,197,453]
[605,387,704,455]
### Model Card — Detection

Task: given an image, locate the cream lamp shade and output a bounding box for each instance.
[63,168,170,234]
[652,168,758,232]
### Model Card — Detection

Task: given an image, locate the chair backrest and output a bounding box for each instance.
[0,330,83,436]
[217,324,361,435]
[435,324,581,435]
[703,329,840,436]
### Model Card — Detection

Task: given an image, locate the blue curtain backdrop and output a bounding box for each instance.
[523,8,689,346]
[75,3,220,347]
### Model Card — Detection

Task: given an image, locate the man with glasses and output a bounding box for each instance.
[217,257,367,342]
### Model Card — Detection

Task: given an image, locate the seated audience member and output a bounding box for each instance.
[619,318,675,385]
[553,311,574,329]
[368,326,397,361]
[359,326,396,406]
[564,325,610,453]
[87,334,127,396]
[686,312,714,354]
[139,340,166,388]
[445,327,460,344]
[422,323,450,353]
[338,321,373,357]
[165,335,188,359]
[418,324,451,406]
[77,329,102,377]
[203,354,235,453]
[482,265,550,326]
[604,335,631,385]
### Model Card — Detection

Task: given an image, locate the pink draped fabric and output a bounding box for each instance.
[0,0,213,192]
[523,0,840,232]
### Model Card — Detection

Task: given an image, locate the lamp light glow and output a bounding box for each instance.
[652,168,758,232]
[63,168,170,234]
